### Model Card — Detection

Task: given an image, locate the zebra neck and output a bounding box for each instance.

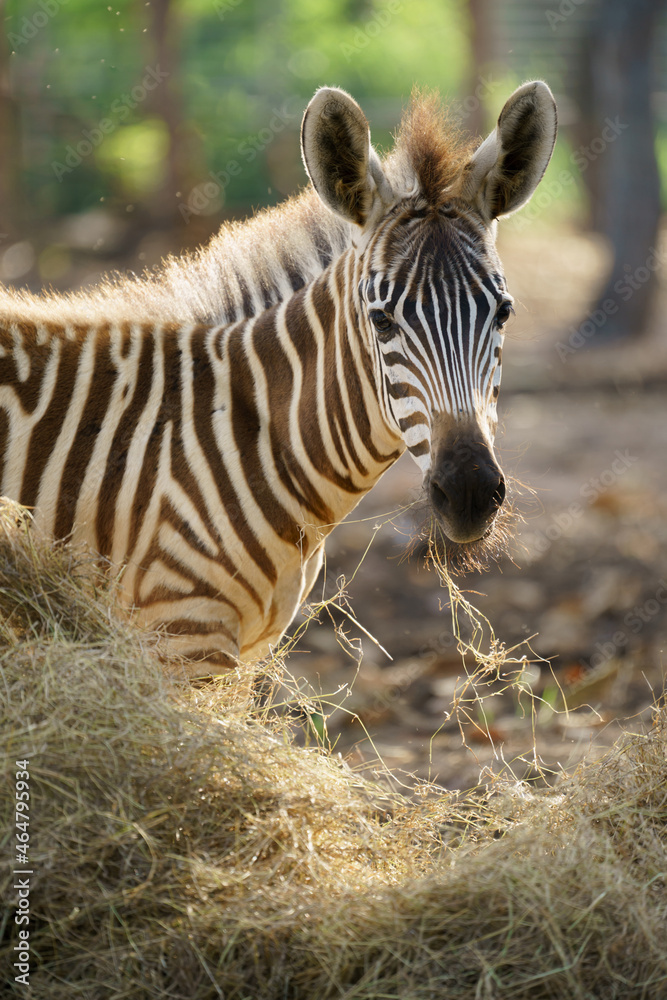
[209,257,403,541]
[186,188,350,326]
[276,256,404,527]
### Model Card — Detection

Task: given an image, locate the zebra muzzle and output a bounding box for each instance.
[428,436,505,544]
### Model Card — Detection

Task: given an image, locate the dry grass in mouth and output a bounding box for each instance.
[405,471,524,576]
[1,497,666,999]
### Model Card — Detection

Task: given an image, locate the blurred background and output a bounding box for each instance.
[2,0,667,789]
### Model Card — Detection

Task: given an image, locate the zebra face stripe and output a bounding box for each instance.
[360,207,512,542]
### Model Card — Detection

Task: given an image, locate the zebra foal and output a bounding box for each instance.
[0,82,557,675]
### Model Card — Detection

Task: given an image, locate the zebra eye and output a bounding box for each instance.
[369,309,394,339]
[496,301,513,327]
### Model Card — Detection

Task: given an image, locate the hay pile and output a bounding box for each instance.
[1,500,666,999]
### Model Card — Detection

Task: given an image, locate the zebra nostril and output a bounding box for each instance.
[429,459,505,543]
[429,477,451,515]
[492,477,506,510]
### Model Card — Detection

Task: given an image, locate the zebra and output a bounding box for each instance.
[0,82,557,676]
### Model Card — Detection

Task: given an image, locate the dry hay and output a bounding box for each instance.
[1,499,667,1000]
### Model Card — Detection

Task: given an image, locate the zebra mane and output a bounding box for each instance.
[0,186,350,328]
[384,89,476,209]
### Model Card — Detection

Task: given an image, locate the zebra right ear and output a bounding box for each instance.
[460,80,557,219]
[301,87,393,227]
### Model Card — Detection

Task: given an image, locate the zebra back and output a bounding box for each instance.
[0,186,349,330]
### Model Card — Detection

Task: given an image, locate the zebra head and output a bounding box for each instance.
[301,82,557,546]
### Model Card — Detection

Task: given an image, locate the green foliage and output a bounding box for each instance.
[96,118,170,198]
[6,0,471,220]
[6,0,625,228]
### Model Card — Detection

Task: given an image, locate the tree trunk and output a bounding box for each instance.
[140,0,192,226]
[576,0,666,342]
[465,0,496,138]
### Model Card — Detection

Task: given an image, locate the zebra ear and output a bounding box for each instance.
[460,81,557,219]
[301,87,392,226]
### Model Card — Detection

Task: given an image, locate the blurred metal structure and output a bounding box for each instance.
[479,0,667,342]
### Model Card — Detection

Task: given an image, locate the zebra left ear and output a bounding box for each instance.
[461,80,557,219]
[301,87,393,226]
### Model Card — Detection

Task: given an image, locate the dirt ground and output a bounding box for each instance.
[286,222,667,791]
